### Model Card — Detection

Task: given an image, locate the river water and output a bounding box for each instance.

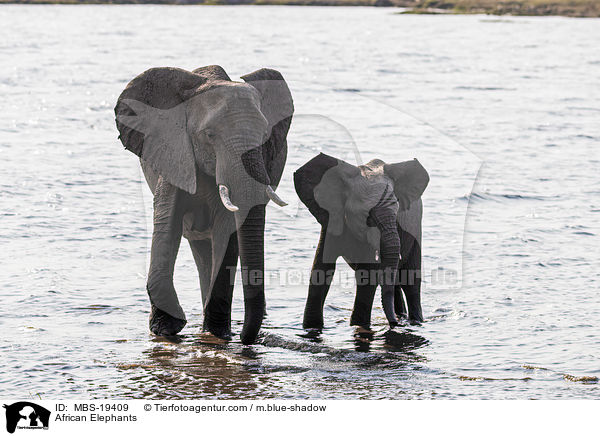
[1,5,599,399]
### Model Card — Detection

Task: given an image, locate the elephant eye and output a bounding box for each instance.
[202,129,216,139]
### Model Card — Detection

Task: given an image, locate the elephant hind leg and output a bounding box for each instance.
[398,239,423,324]
[188,239,213,304]
[194,233,238,340]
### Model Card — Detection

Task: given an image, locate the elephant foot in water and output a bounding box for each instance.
[408,311,424,326]
[394,314,423,327]
[149,303,187,336]
[202,316,232,342]
[197,331,231,344]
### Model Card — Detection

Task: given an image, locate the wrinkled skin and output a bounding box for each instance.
[294,153,429,331]
[115,65,293,344]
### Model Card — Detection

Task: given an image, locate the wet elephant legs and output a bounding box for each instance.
[303,228,336,329]
[350,265,378,329]
[302,238,424,330]
[398,239,423,324]
[350,258,422,329]
[190,234,239,339]
[147,178,187,335]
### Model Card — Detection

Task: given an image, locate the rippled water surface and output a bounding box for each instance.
[1,5,599,399]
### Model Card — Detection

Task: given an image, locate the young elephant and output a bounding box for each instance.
[294,153,429,331]
[115,65,293,344]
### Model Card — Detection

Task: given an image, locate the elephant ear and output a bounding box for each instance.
[114,67,208,194]
[384,159,430,211]
[241,68,294,187]
[294,153,360,236]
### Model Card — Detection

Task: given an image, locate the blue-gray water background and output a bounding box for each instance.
[1,5,599,399]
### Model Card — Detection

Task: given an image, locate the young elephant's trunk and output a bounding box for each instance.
[369,205,400,328]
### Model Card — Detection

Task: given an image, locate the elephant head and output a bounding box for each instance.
[115,65,293,344]
[115,65,292,215]
[294,153,429,327]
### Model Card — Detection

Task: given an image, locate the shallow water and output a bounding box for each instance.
[1,5,599,399]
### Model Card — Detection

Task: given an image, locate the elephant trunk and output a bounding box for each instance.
[370,205,400,328]
[241,146,271,186]
[241,146,287,207]
[217,133,288,211]
[236,204,266,345]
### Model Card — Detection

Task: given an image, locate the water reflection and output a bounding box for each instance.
[353,327,429,356]
[353,327,375,352]
[297,328,324,342]
[152,335,183,345]
[382,329,429,352]
[115,324,430,399]
[119,335,262,399]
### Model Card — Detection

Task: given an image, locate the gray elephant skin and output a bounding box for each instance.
[115,65,294,344]
[294,153,429,331]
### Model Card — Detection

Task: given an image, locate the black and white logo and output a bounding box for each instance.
[3,403,50,434]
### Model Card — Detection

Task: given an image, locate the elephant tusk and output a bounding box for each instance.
[218,185,239,212]
[266,185,288,207]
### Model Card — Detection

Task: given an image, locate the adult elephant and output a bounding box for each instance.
[294,153,429,331]
[115,65,294,345]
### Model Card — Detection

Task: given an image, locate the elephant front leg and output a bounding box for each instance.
[303,227,336,330]
[350,265,377,330]
[147,178,187,336]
